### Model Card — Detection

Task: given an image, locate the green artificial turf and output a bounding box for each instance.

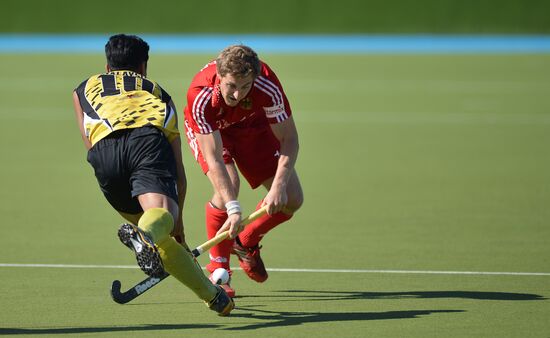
[0,53,549,337]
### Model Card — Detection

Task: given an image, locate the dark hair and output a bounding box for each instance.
[216,45,261,78]
[105,34,149,71]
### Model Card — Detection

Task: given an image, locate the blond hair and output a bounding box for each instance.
[216,45,261,78]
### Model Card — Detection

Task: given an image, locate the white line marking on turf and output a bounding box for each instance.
[1,263,549,276]
[266,268,550,276]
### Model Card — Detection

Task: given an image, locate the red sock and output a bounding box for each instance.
[239,201,293,248]
[205,202,232,273]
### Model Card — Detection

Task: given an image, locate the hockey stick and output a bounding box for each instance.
[110,206,268,304]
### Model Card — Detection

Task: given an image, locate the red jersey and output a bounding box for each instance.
[184,61,292,135]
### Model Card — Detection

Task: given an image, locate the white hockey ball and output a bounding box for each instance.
[211,268,230,284]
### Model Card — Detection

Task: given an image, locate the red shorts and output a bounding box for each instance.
[185,120,280,189]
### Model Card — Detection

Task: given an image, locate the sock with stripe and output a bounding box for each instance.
[205,202,233,273]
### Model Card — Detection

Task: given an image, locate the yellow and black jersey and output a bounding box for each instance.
[75,70,178,146]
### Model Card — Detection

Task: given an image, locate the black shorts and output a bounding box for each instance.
[87,126,178,214]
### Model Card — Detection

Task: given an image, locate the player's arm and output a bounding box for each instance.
[195,131,243,238]
[167,100,187,241]
[265,115,299,214]
[72,91,92,150]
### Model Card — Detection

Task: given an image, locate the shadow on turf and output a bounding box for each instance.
[238,290,546,301]
[229,308,464,330]
[223,290,544,330]
[0,324,219,335]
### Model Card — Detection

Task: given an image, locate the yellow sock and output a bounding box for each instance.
[157,237,218,302]
[137,208,217,302]
[137,208,173,243]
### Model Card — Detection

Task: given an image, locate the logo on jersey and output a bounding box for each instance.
[264,104,286,119]
[240,98,253,110]
[216,119,233,130]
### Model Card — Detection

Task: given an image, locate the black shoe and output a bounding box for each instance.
[206,285,235,316]
[118,223,165,277]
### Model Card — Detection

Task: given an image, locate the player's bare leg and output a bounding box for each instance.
[262,169,304,214]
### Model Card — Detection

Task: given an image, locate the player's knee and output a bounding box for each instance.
[286,190,304,214]
[138,208,174,243]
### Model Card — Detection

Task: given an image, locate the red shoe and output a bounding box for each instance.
[208,273,236,298]
[219,284,235,298]
[231,240,268,283]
